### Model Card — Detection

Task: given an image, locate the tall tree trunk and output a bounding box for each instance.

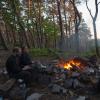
[68,18,71,50]
[86,0,100,56]
[0,31,8,50]
[18,19,30,48]
[52,14,57,49]
[63,1,68,50]
[32,2,40,48]
[70,0,81,54]
[37,0,43,48]
[51,0,57,48]
[75,25,80,53]
[56,0,64,51]
[10,0,30,48]
[93,20,99,56]
[5,24,10,44]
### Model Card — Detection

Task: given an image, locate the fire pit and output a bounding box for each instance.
[57,57,88,71]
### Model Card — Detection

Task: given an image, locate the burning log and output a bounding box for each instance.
[57,57,88,71]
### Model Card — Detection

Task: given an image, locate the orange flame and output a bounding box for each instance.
[58,59,84,70]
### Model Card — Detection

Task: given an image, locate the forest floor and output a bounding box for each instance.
[0,50,100,100]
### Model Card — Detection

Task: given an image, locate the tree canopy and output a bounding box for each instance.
[0,0,93,55]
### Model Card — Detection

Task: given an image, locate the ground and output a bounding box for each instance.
[0,50,100,100]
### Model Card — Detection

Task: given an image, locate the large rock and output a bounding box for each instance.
[26,93,44,100]
[40,94,66,100]
[38,74,51,85]
[64,78,84,89]
[71,72,80,78]
[48,84,67,94]
[76,96,86,100]
[9,84,28,100]
[73,79,84,89]
[64,79,73,88]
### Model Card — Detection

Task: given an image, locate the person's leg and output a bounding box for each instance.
[16,71,32,86]
[27,68,39,83]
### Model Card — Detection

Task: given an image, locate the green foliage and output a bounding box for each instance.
[1,0,93,51]
[1,0,19,31]
[30,48,97,59]
[80,49,96,57]
[30,48,59,57]
[43,18,59,38]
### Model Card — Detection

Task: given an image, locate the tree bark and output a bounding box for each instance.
[93,20,99,56]
[0,31,8,50]
[56,0,64,51]
[86,0,100,56]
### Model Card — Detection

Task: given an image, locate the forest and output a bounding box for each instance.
[0,0,100,57]
[0,0,100,100]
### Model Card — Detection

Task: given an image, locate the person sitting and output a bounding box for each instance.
[6,47,31,86]
[6,47,21,78]
[19,46,32,69]
[20,46,40,82]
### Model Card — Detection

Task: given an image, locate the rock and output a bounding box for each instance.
[64,78,84,89]
[69,96,78,100]
[64,79,73,88]
[0,79,16,93]
[38,74,51,85]
[40,93,65,100]
[83,67,94,74]
[68,90,75,96]
[40,64,47,69]
[76,96,86,100]
[26,93,44,100]
[9,86,28,100]
[53,67,59,73]
[48,84,61,93]
[60,73,66,80]
[71,72,80,78]
[32,61,44,69]
[48,84,67,94]
[46,65,53,73]
[73,79,83,89]
[17,79,24,83]
[68,96,86,100]
[79,74,91,84]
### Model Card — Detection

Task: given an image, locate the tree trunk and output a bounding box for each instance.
[63,1,68,50]
[0,31,8,50]
[75,26,80,53]
[93,20,99,56]
[56,0,64,51]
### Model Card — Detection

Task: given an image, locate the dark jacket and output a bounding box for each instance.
[19,52,32,67]
[6,55,21,77]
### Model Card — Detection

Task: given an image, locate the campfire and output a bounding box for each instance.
[57,57,88,70]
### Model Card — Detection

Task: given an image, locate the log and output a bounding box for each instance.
[0,79,16,93]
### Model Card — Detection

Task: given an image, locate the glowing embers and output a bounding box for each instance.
[57,57,87,70]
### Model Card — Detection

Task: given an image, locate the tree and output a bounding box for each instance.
[70,0,81,53]
[78,19,91,51]
[86,0,100,56]
[0,0,86,53]
[56,0,65,51]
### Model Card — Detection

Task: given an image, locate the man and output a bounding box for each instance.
[20,46,40,82]
[6,47,21,78]
[20,46,32,69]
[6,47,31,86]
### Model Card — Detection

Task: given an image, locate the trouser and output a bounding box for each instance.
[15,70,32,86]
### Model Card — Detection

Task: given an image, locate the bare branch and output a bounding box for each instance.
[70,0,81,27]
[98,1,100,5]
[86,0,94,19]
[94,0,98,21]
